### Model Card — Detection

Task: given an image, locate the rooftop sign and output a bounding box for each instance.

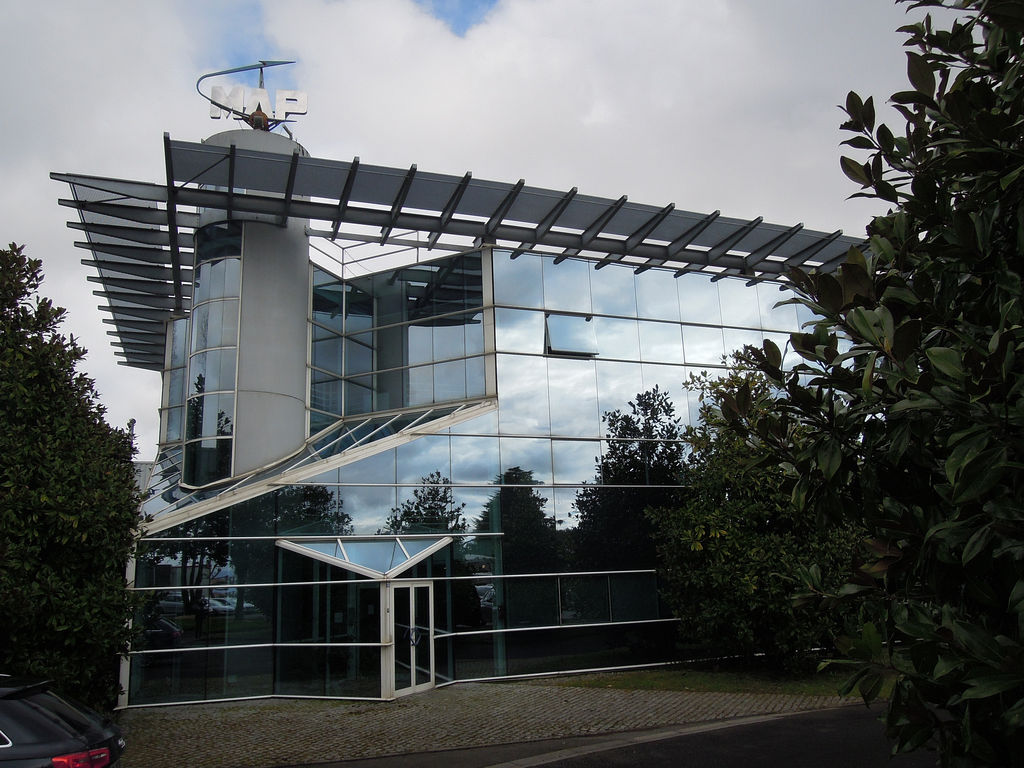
[196,60,307,131]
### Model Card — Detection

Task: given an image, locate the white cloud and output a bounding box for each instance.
[3,0,932,462]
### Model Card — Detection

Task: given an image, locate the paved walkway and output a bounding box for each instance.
[116,678,853,768]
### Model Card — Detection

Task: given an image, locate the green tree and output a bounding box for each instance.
[0,244,140,711]
[573,386,684,570]
[649,368,860,671]
[381,471,467,533]
[723,2,1024,762]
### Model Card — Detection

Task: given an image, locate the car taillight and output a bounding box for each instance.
[51,746,111,767]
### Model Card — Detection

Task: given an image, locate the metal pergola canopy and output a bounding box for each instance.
[54,133,865,370]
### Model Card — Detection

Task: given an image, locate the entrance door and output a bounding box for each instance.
[390,581,433,697]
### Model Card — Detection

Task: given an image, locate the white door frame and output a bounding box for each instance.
[383,580,434,699]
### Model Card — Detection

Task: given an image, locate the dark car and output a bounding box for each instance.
[0,677,125,767]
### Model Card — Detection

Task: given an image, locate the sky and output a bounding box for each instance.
[2,0,933,461]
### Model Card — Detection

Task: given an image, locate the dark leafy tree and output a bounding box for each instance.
[573,387,684,570]
[649,368,861,671]
[0,244,140,711]
[475,467,560,573]
[721,2,1024,762]
[381,471,467,533]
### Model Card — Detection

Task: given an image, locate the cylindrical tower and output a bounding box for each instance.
[182,129,309,487]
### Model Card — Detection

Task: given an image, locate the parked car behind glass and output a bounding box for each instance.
[0,676,125,767]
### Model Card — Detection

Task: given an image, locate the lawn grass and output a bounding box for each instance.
[546,664,852,697]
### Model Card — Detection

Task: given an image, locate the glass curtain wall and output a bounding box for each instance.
[182,223,242,487]
[127,247,806,705]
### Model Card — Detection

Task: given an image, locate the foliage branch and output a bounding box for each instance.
[0,244,140,711]
[719,2,1024,762]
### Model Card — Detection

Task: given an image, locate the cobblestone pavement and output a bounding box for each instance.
[116,679,852,768]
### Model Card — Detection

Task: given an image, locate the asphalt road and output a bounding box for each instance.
[301,706,937,768]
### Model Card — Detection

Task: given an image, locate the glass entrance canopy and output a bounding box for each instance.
[276,535,453,579]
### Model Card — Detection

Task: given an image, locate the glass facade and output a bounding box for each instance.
[182,223,242,487]
[130,244,805,706]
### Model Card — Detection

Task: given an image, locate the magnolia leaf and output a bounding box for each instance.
[763,338,783,370]
[841,156,872,187]
[1009,580,1024,613]
[956,675,1024,702]
[907,51,936,97]
[926,347,963,379]
[819,438,842,480]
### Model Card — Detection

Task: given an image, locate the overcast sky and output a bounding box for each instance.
[3,0,929,461]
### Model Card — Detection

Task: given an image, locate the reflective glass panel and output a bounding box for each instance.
[552,440,599,484]
[195,221,241,262]
[494,309,544,354]
[339,448,396,484]
[546,358,600,437]
[310,379,343,416]
[190,299,239,353]
[345,332,373,375]
[408,364,432,406]
[593,317,639,360]
[193,257,241,305]
[638,321,684,363]
[311,280,345,333]
[167,368,185,406]
[185,393,235,439]
[169,317,188,368]
[492,250,543,308]
[340,486,400,534]
[434,359,468,401]
[466,355,486,397]
[451,436,500,483]
[183,438,232,486]
[590,263,637,317]
[595,360,644,425]
[717,277,761,328]
[499,437,552,484]
[396,435,451,483]
[543,257,591,313]
[433,322,467,361]
[407,325,433,365]
[682,325,726,365]
[635,270,681,321]
[496,355,550,434]
[465,312,485,355]
[758,283,800,331]
[188,349,236,395]
[677,273,723,325]
[312,335,343,376]
[162,406,183,443]
[723,328,763,356]
[641,364,688,422]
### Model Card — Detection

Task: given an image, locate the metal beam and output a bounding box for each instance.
[226,143,237,221]
[557,195,627,263]
[330,157,360,241]
[163,133,184,313]
[479,179,524,245]
[743,222,804,271]
[278,148,301,226]
[783,229,845,268]
[595,203,675,271]
[75,241,182,265]
[706,216,763,260]
[379,164,417,244]
[427,171,472,250]
[67,221,190,248]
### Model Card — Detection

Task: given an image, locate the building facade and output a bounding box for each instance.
[55,123,860,707]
